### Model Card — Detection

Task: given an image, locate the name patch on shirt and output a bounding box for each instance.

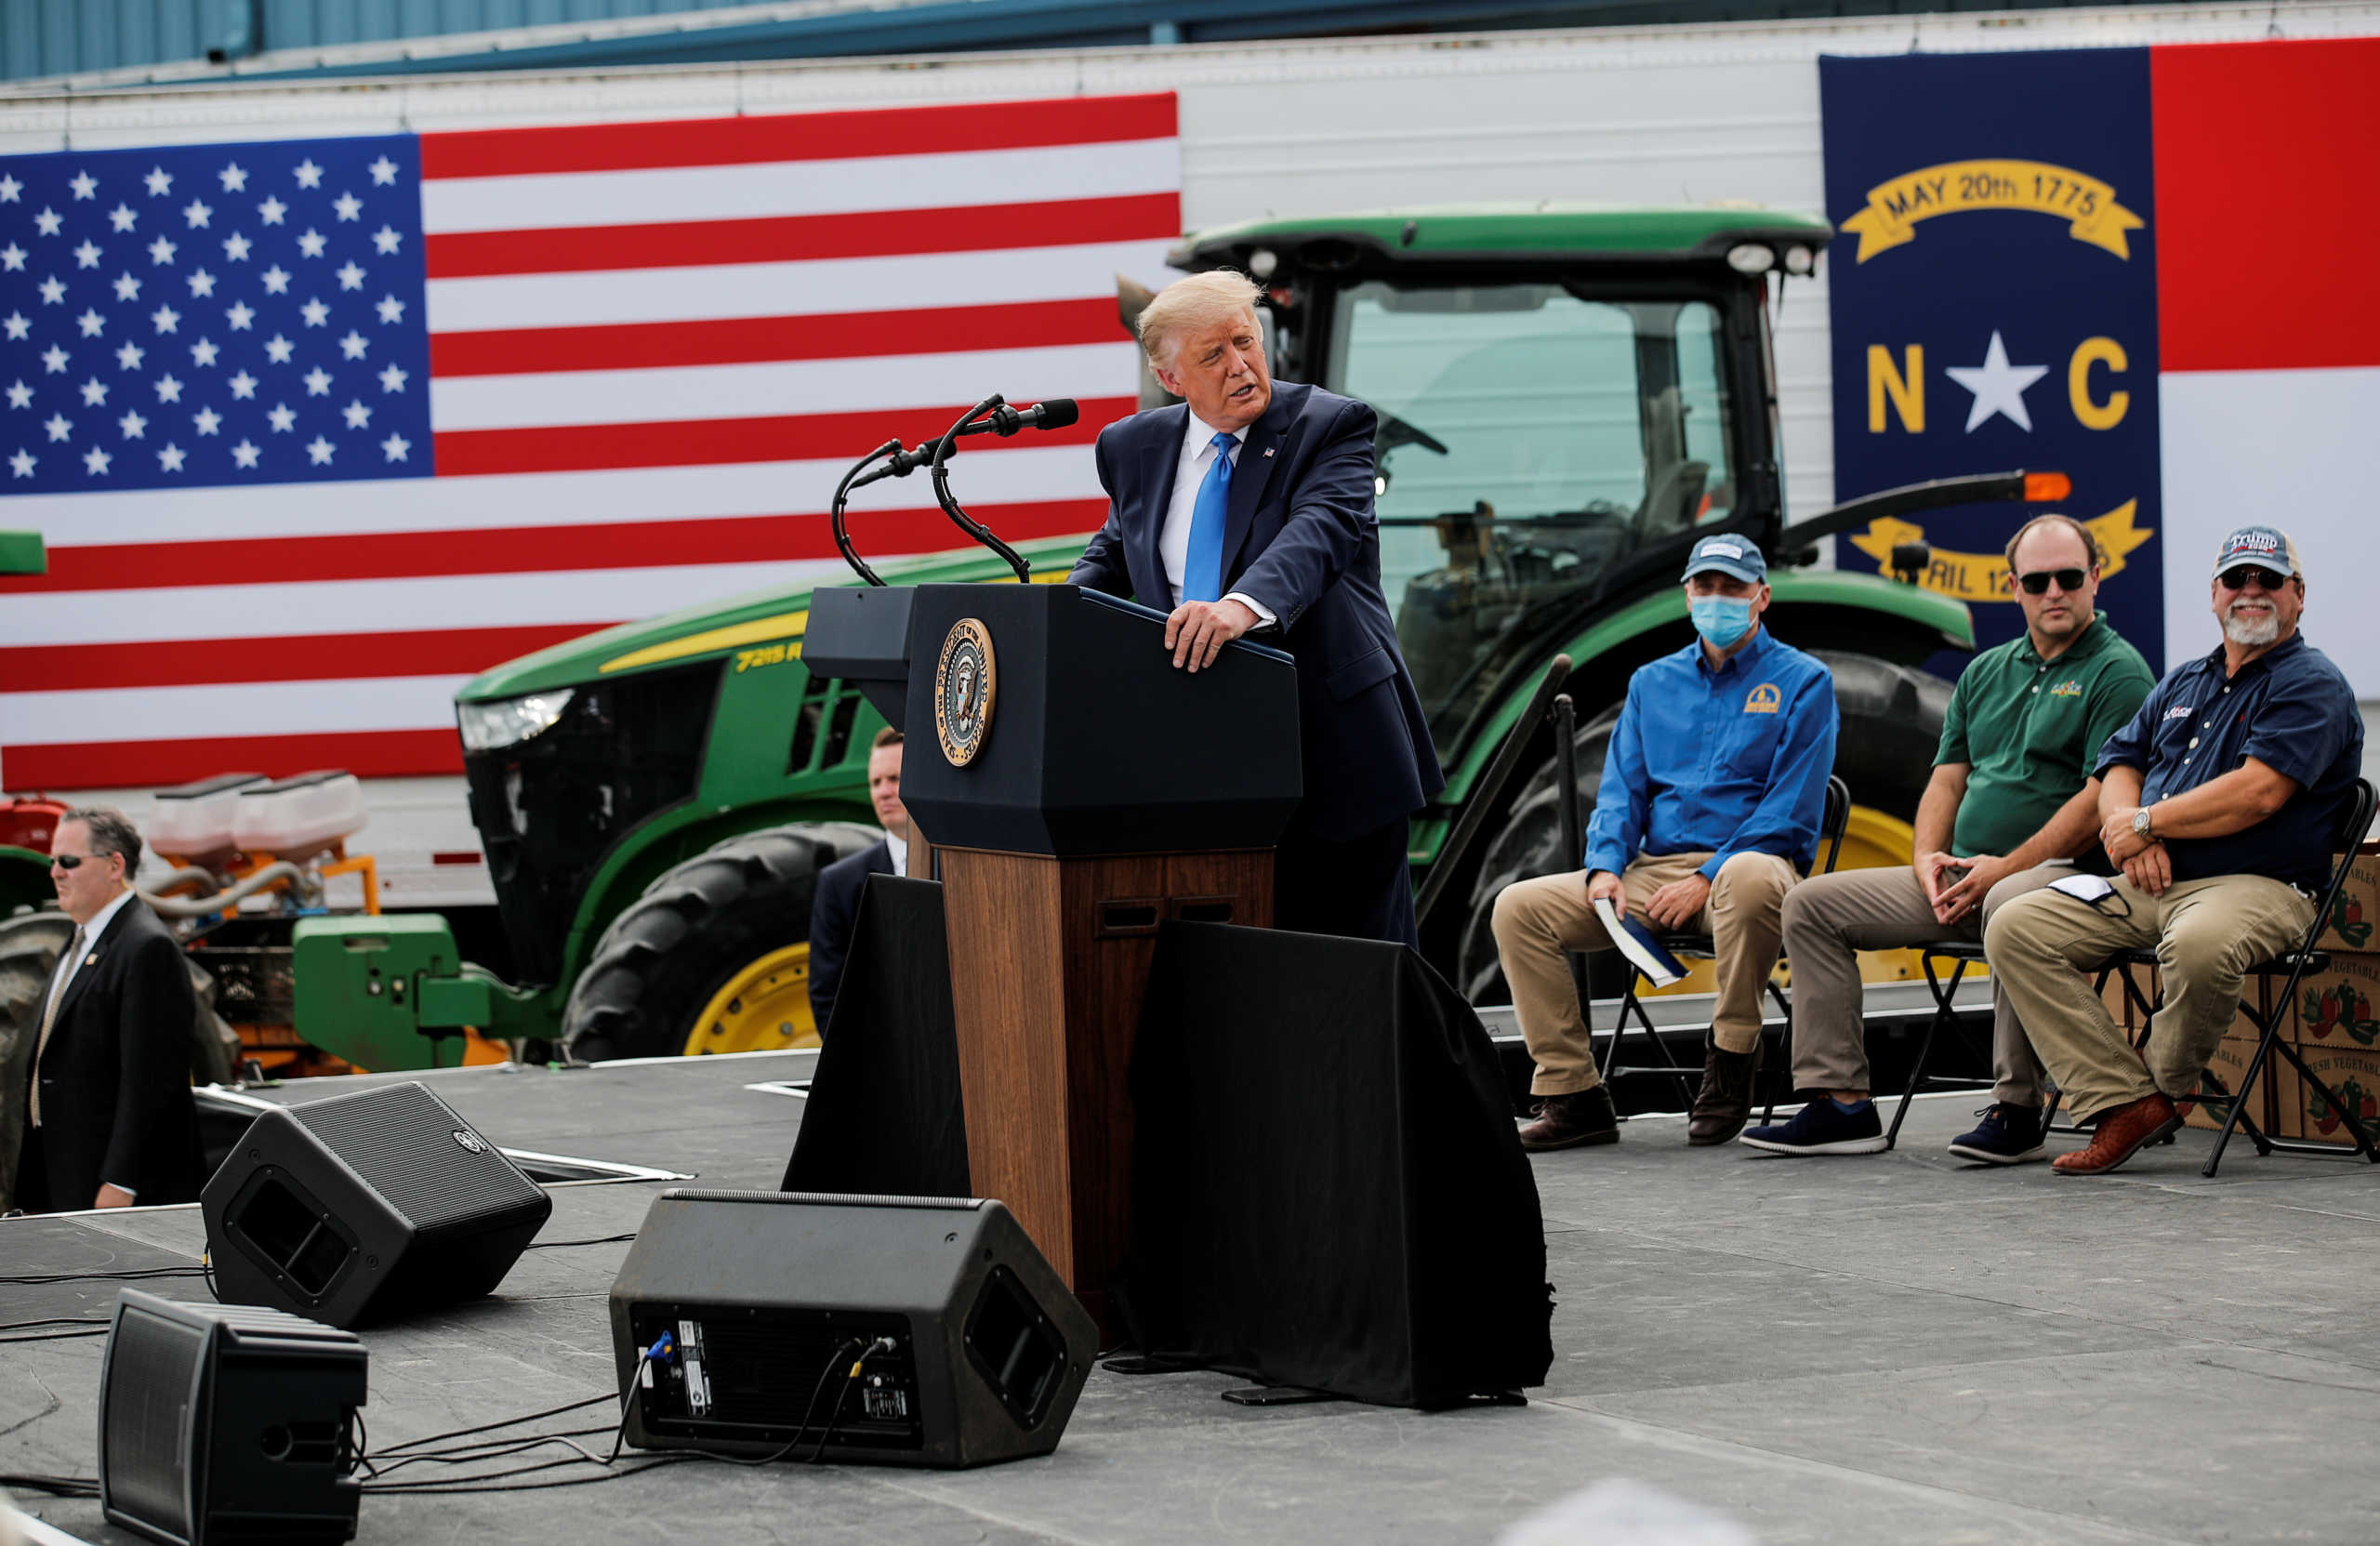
[1745,682,1781,714]
[2165,705,2193,720]
[2048,680,2083,697]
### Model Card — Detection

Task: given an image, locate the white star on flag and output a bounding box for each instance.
[114,343,143,370]
[158,442,186,471]
[1945,331,2050,433]
[107,205,136,233]
[193,406,222,435]
[336,261,364,290]
[117,409,146,438]
[333,192,362,221]
[1,244,24,270]
[264,334,294,363]
[151,304,180,334]
[258,195,286,225]
[261,265,291,295]
[375,295,404,324]
[69,172,96,200]
[218,164,247,192]
[378,364,408,393]
[231,438,259,468]
[36,276,64,305]
[78,378,107,405]
[187,269,217,297]
[4,379,27,407]
[266,403,297,432]
[83,445,110,474]
[75,309,103,337]
[338,331,367,360]
[8,450,33,477]
[0,175,20,201]
[1,313,23,340]
[306,435,335,464]
[144,166,172,196]
[297,229,327,258]
[40,346,66,373]
[295,160,324,190]
[112,273,140,301]
[302,366,332,396]
[222,231,252,261]
[342,399,371,429]
[379,431,409,462]
[371,225,401,256]
[228,370,258,399]
[368,156,397,186]
[43,413,71,441]
[73,241,101,268]
[225,300,256,331]
[34,207,61,236]
[299,297,330,326]
[182,199,212,228]
[154,374,183,403]
[147,236,177,265]
[190,338,220,366]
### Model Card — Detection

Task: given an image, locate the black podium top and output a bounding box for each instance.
[805,584,1302,856]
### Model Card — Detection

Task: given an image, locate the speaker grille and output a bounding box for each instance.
[289,1083,542,1231]
[103,1304,206,1541]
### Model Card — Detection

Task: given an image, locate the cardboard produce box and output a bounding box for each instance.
[2312,844,2380,955]
[2288,951,2380,1053]
[2271,1042,2380,1146]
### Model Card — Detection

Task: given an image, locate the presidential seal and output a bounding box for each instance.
[933,616,997,767]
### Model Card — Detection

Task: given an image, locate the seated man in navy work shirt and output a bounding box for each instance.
[1986,525,2364,1174]
[1491,534,1837,1151]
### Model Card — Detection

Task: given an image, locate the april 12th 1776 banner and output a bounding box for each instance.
[1821,48,2163,673]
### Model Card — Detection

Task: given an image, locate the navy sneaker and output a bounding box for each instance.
[1739,1098,1886,1156]
[1947,1103,2047,1165]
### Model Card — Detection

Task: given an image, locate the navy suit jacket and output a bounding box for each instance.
[21,898,205,1209]
[807,837,898,1031]
[1066,380,1443,841]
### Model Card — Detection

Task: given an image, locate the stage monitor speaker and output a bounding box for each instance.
[1120,922,1554,1407]
[201,1080,551,1328]
[99,1288,367,1546]
[609,1190,1095,1469]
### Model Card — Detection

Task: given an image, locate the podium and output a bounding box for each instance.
[806,583,1301,1323]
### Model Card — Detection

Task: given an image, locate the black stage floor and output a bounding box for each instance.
[7,1037,2379,1545]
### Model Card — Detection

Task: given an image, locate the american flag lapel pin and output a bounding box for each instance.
[1263,447,1276,458]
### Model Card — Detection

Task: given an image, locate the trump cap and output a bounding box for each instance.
[2211,524,2300,580]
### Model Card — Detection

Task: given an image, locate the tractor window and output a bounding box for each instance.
[1329,282,1737,748]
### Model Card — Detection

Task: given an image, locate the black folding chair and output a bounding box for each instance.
[1598,776,1852,1117]
[2034,777,2380,1178]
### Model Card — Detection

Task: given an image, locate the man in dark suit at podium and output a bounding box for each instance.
[1067,271,1442,945]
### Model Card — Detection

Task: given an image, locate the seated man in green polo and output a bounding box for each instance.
[1742,513,2154,1160]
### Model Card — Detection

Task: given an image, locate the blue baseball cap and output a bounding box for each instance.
[1681,534,1767,585]
[2211,524,2300,579]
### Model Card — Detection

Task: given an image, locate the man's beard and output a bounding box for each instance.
[2224,608,2279,647]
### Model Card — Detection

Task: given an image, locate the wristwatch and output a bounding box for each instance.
[2132,805,2156,840]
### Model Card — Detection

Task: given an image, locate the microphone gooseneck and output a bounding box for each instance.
[829,438,904,587]
[930,394,1033,584]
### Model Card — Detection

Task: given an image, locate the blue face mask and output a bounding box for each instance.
[1689,596,1755,649]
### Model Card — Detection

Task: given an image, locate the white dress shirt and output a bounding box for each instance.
[1157,411,1276,628]
[885,829,909,879]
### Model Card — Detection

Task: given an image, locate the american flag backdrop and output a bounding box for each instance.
[0,93,1178,788]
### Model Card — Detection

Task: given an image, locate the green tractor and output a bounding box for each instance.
[123,205,2051,1070]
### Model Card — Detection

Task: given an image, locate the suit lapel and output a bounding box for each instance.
[42,901,134,1063]
[1220,391,1290,584]
[1132,405,1188,600]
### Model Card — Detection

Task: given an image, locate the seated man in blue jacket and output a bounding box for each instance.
[1492,535,1837,1150]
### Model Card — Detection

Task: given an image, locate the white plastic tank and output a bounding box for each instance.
[147,773,268,862]
[231,771,368,858]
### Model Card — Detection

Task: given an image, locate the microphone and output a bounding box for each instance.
[846,399,1081,491]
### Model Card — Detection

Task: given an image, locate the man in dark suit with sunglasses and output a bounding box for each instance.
[1745,513,2154,1162]
[1985,525,2363,1174]
[8,807,204,1213]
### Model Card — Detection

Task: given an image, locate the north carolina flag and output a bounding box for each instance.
[2153,39,2380,689]
[0,93,1178,787]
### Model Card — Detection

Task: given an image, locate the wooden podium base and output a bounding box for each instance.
[938,846,1273,1333]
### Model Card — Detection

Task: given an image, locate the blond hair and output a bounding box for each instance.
[1135,270,1262,368]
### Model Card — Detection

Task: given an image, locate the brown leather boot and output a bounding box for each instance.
[1688,1040,1758,1146]
[1517,1086,1620,1152]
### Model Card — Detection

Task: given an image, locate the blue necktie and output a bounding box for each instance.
[1182,430,1236,603]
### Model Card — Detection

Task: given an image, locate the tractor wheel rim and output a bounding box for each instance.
[684,942,819,1055]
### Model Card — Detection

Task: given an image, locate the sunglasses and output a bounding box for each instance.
[2015,567,2089,595]
[2218,565,2288,592]
[50,852,92,869]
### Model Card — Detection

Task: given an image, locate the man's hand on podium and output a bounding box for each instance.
[1166,598,1260,673]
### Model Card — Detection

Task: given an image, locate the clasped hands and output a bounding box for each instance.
[2099,805,2173,896]
[1163,599,1259,673]
[1915,851,2017,924]
[1589,868,1712,932]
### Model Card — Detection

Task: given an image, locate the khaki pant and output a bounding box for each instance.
[1491,851,1795,1095]
[1982,873,2314,1122]
[1779,862,2070,1103]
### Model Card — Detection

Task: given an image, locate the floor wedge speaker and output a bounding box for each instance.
[202,1080,551,1328]
[610,1190,1096,1469]
[99,1288,368,1546]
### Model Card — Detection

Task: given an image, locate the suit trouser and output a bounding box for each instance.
[1491,851,1795,1095]
[12,1128,52,1214]
[1982,873,2314,1122]
[1276,814,1417,948]
[1780,862,2069,1103]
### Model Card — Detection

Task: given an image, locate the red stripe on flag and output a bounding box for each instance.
[6,730,464,788]
[431,395,1132,477]
[2153,38,2380,372]
[419,93,1177,180]
[0,501,1107,596]
[0,627,593,691]
[425,192,1180,280]
[430,297,1120,377]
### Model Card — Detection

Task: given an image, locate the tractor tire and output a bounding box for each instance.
[1453,650,1950,1006]
[562,822,882,1064]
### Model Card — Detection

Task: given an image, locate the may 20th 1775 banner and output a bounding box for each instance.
[1821,46,2164,675]
[1824,38,2380,694]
